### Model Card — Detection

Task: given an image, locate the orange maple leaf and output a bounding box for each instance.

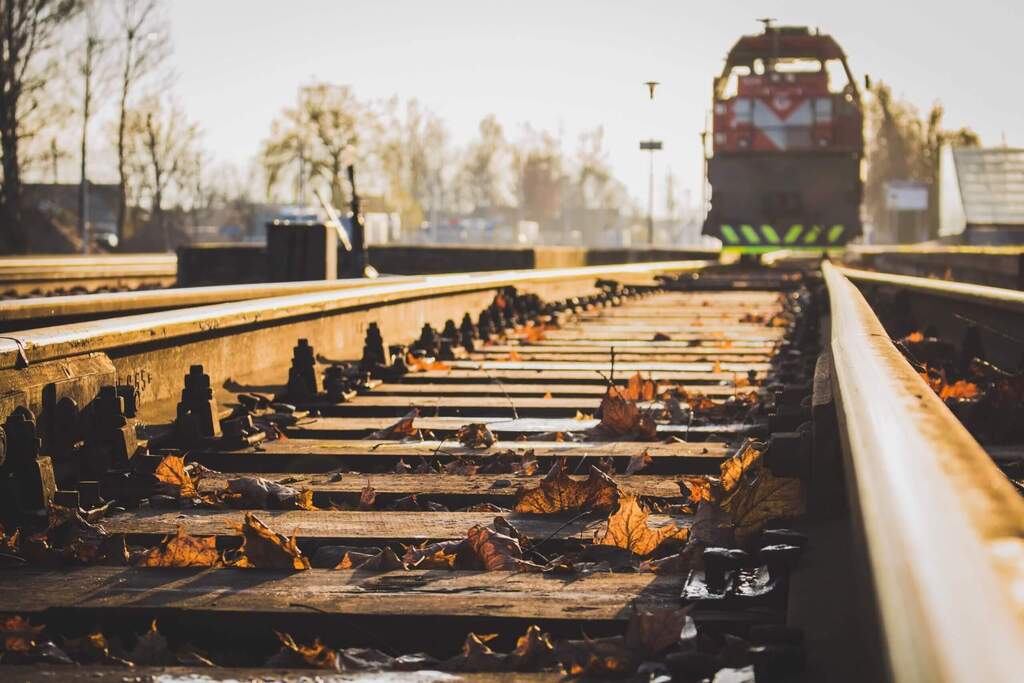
[594,495,688,556]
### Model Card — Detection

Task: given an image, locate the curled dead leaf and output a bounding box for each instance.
[721,463,803,544]
[402,539,462,569]
[624,449,652,475]
[358,484,376,511]
[136,527,219,568]
[271,631,339,671]
[594,495,688,557]
[465,524,524,570]
[624,372,657,402]
[230,512,310,570]
[456,423,497,448]
[368,408,420,440]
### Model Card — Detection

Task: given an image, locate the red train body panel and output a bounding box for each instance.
[702,25,864,249]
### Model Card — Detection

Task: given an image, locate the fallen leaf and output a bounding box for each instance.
[542,391,553,400]
[624,449,652,475]
[593,388,658,440]
[624,372,657,402]
[336,547,404,571]
[444,458,480,475]
[466,524,524,570]
[514,463,619,514]
[456,423,497,448]
[231,512,310,570]
[574,411,593,421]
[594,495,688,556]
[368,408,420,440]
[358,485,376,510]
[625,605,695,656]
[127,620,176,666]
[154,455,196,498]
[136,527,219,568]
[720,440,763,493]
[295,490,318,511]
[270,631,339,671]
[506,350,524,361]
[721,465,803,544]
[402,539,463,569]
[1,615,44,653]
[393,459,412,473]
[939,379,981,400]
[220,476,300,509]
[406,352,451,372]
[679,476,715,504]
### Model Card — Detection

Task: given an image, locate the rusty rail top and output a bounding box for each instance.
[0,260,710,371]
[836,263,1024,313]
[823,260,1024,682]
[0,275,422,324]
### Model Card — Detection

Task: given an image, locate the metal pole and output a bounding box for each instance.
[647,149,655,244]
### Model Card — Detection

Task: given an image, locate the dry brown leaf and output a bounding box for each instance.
[594,388,658,440]
[624,372,657,402]
[720,439,763,493]
[939,379,981,400]
[466,524,524,570]
[722,464,803,544]
[1,615,44,653]
[680,476,715,503]
[336,547,404,571]
[295,490,318,511]
[541,391,553,400]
[231,512,310,570]
[624,449,652,475]
[402,539,462,569]
[127,619,175,666]
[136,527,219,568]
[154,455,196,498]
[625,605,695,657]
[506,350,524,361]
[456,423,497,448]
[368,408,420,440]
[358,485,376,511]
[594,495,688,556]
[514,464,619,514]
[273,631,339,671]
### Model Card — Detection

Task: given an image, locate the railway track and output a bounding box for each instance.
[0,254,177,298]
[0,258,1021,681]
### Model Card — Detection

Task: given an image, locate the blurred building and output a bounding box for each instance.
[939,146,1024,244]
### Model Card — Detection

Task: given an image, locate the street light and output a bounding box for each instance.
[641,81,662,244]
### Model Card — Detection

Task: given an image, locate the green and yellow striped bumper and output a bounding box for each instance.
[709,223,849,250]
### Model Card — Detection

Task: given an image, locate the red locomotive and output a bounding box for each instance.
[702,23,863,249]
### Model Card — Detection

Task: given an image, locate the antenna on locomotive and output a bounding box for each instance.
[757,17,776,32]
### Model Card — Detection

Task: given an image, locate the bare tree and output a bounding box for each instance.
[114,0,168,243]
[76,1,106,250]
[262,83,366,209]
[0,0,81,252]
[460,114,507,212]
[123,95,199,249]
[510,125,563,224]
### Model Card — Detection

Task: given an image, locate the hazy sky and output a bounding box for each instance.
[162,0,1019,213]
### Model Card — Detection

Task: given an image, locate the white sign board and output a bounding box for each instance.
[885,181,929,211]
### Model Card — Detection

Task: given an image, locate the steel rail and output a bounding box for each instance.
[0,260,711,411]
[0,253,177,294]
[0,275,423,328]
[823,260,1024,682]
[836,263,1024,313]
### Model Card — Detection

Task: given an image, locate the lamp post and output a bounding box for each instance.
[641,81,662,244]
